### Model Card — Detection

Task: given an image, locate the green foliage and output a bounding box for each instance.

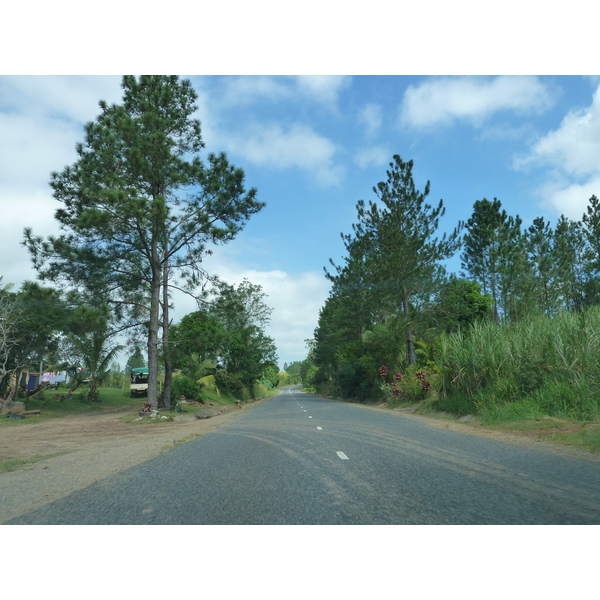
[378,364,436,405]
[170,375,202,402]
[436,307,600,420]
[312,154,462,398]
[0,282,66,402]
[175,279,277,396]
[125,346,146,373]
[550,426,600,452]
[432,277,493,332]
[24,75,263,408]
[62,305,124,401]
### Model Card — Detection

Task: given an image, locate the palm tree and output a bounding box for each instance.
[66,306,124,401]
[68,329,123,401]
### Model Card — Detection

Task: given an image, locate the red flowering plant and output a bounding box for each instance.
[378,365,434,405]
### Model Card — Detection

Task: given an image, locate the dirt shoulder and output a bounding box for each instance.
[0,404,249,524]
[320,395,600,462]
[387,405,600,462]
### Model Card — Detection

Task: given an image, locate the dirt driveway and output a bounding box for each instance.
[0,405,246,523]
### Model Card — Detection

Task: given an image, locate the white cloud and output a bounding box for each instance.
[354,145,390,169]
[359,102,383,137]
[399,76,555,128]
[215,76,293,107]
[520,85,600,177]
[515,83,600,218]
[0,77,122,188]
[171,252,331,367]
[539,177,600,220]
[225,122,343,186]
[209,75,350,111]
[0,76,123,290]
[294,75,351,106]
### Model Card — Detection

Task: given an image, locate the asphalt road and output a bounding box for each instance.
[6,387,600,524]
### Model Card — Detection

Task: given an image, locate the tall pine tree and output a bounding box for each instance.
[24,76,264,408]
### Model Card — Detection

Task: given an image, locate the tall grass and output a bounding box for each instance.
[435,307,600,420]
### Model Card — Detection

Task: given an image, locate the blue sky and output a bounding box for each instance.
[2,75,600,367]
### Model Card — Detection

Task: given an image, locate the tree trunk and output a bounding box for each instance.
[161,263,172,409]
[147,244,161,410]
[89,376,100,401]
[402,286,415,365]
[8,369,22,404]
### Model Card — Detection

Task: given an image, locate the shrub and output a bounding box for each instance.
[337,359,382,402]
[379,365,436,405]
[171,375,202,402]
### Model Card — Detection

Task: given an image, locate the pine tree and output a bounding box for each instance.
[24,76,263,408]
[328,155,461,365]
[552,215,586,311]
[526,216,554,315]
[581,194,600,305]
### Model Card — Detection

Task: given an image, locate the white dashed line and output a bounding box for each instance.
[336,451,349,460]
[308,416,312,419]
[317,427,323,430]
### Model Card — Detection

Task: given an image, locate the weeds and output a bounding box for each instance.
[0,451,74,473]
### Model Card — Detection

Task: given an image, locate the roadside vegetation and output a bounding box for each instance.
[1,76,280,424]
[0,451,74,474]
[294,157,600,453]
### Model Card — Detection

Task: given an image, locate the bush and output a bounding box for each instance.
[171,375,202,402]
[379,365,436,406]
[337,359,382,402]
[214,371,251,400]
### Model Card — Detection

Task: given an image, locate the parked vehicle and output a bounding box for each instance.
[130,367,149,397]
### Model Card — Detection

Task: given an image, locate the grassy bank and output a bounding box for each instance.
[434,307,600,423]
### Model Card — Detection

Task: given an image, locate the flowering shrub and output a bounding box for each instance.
[379,366,433,404]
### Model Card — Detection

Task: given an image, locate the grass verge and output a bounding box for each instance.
[549,425,600,452]
[0,451,75,473]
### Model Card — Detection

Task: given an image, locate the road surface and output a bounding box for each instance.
[6,387,600,524]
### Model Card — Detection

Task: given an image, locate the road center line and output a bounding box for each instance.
[317,427,323,430]
[336,451,349,460]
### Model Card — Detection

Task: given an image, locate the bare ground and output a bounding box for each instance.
[1,399,598,524]
[0,404,248,524]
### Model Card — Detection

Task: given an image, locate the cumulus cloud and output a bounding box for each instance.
[171,252,331,367]
[519,85,600,177]
[516,83,600,218]
[294,75,351,106]
[539,177,600,220]
[212,75,351,110]
[399,76,555,128]
[0,75,122,123]
[0,76,122,290]
[225,122,343,186]
[214,76,293,107]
